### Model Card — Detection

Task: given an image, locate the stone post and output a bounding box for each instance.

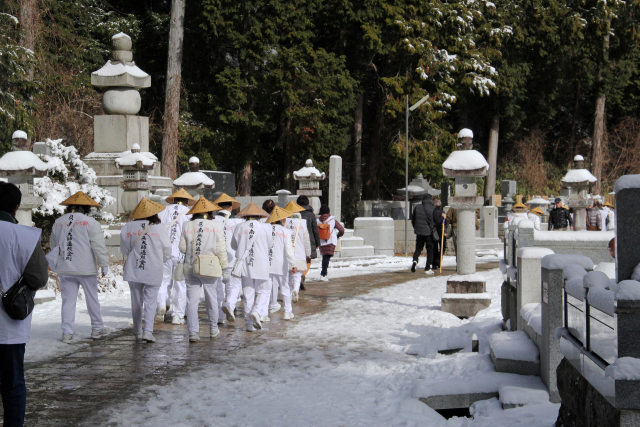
[276,189,291,207]
[480,206,498,239]
[614,175,640,282]
[540,263,564,402]
[329,155,342,222]
[516,247,554,330]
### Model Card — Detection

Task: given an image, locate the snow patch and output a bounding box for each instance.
[173,171,214,187]
[0,151,50,171]
[541,254,594,271]
[614,174,640,193]
[442,150,489,172]
[616,280,640,301]
[561,169,597,184]
[520,303,542,335]
[605,357,640,380]
[489,331,539,362]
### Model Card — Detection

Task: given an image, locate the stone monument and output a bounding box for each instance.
[115,143,157,212]
[0,131,48,225]
[442,128,489,274]
[173,156,214,199]
[293,159,325,214]
[561,154,596,231]
[329,155,342,222]
[84,32,172,215]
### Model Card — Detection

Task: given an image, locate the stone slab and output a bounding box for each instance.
[441,295,491,318]
[339,236,365,248]
[338,245,375,258]
[446,280,486,294]
[419,392,498,410]
[354,217,394,255]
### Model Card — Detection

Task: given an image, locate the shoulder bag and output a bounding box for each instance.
[2,276,36,320]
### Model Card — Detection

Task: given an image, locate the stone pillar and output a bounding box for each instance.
[516,247,554,330]
[614,175,640,282]
[456,207,476,274]
[276,189,291,207]
[480,206,498,239]
[541,263,564,402]
[329,155,342,222]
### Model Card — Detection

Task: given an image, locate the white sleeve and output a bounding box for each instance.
[284,232,297,266]
[89,220,109,268]
[120,224,131,257]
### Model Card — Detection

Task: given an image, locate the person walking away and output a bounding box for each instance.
[266,206,298,320]
[158,188,193,325]
[317,205,344,281]
[548,198,573,230]
[432,199,446,270]
[296,195,319,288]
[284,201,311,303]
[411,194,436,275]
[586,199,602,231]
[0,182,48,427]
[261,199,278,321]
[231,203,272,331]
[120,198,171,343]
[603,202,616,231]
[527,207,544,231]
[213,193,244,323]
[48,192,109,343]
[179,198,227,342]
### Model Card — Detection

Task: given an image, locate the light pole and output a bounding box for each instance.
[404,93,430,256]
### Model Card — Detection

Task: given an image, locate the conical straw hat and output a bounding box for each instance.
[130,197,166,220]
[512,202,527,211]
[266,206,294,223]
[237,202,268,218]
[530,207,544,216]
[187,197,221,215]
[604,201,614,208]
[60,191,101,208]
[283,200,305,214]
[213,192,240,210]
[166,188,196,205]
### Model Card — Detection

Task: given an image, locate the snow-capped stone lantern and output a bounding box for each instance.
[11,130,29,151]
[115,143,157,213]
[525,196,551,214]
[0,131,48,225]
[172,156,214,199]
[561,154,597,231]
[293,159,326,214]
[90,32,151,153]
[443,128,489,275]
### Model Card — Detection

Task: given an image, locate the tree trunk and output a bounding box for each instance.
[591,16,610,195]
[237,155,253,196]
[353,93,363,200]
[161,0,186,179]
[281,119,294,191]
[363,92,384,199]
[484,114,499,203]
[569,80,581,160]
[19,0,38,81]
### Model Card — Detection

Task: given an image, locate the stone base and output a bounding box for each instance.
[419,392,498,410]
[441,293,491,318]
[446,280,486,293]
[94,115,149,152]
[490,348,539,376]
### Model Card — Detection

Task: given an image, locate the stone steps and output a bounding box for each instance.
[489,330,540,376]
[340,236,365,248]
[337,245,375,258]
[498,384,549,409]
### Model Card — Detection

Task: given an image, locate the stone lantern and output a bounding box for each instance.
[11,130,29,151]
[115,143,157,213]
[561,154,596,231]
[293,159,325,214]
[173,156,214,199]
[442,130,489,275]
[0,132,48,225]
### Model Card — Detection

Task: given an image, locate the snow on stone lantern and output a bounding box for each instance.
[442,132,489,275]
[11,130,30,151]
[172,156,214,200]
[561,154,597,231]
[0,133,49,225]
[293,159,325,214]
[115,143,157,213]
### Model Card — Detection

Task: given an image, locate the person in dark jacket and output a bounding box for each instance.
[411,194,436,275]
[548,198,573,230]
[296,195,320,287]
[432,199,447,269]
[0,182,48,427]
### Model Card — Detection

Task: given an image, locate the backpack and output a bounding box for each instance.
[318,222,331,240]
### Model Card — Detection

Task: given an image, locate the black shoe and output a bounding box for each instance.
[300,283,306,291]
[411,261,417,272]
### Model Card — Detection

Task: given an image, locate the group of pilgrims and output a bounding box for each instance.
[46,188,340,343]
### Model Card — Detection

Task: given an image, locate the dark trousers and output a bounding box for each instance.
[321,255,332,277]
[433,235,445,268]
[412,234,435,270]
[0,344,26,427]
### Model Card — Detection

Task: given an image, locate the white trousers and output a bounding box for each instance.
[216,278,225,321]
[242,278,270,323]
[289,271,302,294]
[159,258,187,317]
[223,271,242,313]
[269,273,282,310]
[279,273,293,314]
[129,282,160,334]
[186,275,220,334]
[60,275,103,335]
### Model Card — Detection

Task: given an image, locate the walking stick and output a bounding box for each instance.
[439,219,445,274]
